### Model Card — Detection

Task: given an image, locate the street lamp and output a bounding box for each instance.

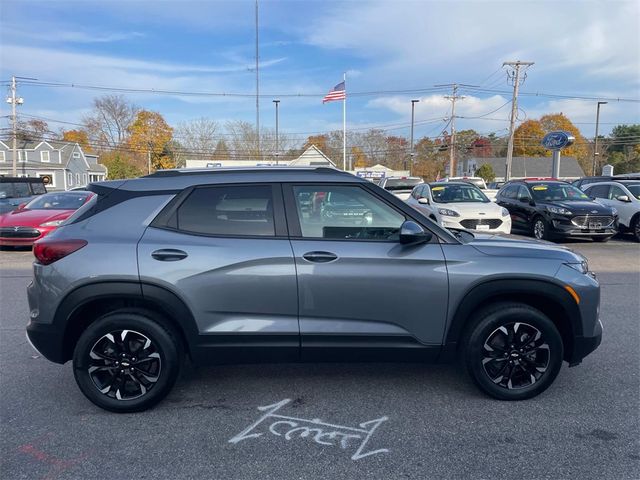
[409,99,420,175]
[592,101,607,176]
[273,100,280,165]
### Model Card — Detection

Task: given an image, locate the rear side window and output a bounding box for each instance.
[176,185,275,236]
[31,182,47,195]
[585,185,609,199]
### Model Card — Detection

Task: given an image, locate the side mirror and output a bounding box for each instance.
[518,196,531,203]
[418,197,430,205]
[616,195,631,202]
[399,220,433,245]
[17,203,27,210]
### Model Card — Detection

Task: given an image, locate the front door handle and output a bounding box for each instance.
[302,251,338,263]
[151,249,188,261]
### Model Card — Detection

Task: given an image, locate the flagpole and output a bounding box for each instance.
[343,71,347,171]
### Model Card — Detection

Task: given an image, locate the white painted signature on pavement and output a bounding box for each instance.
[228,399,389,461]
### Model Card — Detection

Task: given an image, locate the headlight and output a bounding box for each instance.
[438,208,460,217]
[611,208,617,216]
[565,260,589,274]
[501,207,510,217]
[39,220,65,227]
[546,206,572,215]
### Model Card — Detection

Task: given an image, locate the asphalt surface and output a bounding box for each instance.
[1,237,639,480]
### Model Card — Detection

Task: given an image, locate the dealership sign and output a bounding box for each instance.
[356,170,386,179]
[541,131,575,151]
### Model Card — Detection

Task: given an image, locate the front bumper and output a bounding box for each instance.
[442,217,511,234]
[0,226,54,246]
[547,214,617,238]
[568,319,603,366]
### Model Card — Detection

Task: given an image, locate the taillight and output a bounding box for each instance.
[33,239,88,265]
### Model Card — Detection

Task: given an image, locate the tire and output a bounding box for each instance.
[73,309,182,413]
[592,236,612,243]
[461,302,564,401]
[531,216,549,240]
[632,216,640,243]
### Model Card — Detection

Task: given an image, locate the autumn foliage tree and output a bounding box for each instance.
[62,129,93,153]
[128,110,174,171]
[513,120,548,157]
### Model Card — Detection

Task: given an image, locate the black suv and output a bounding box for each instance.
[0,176,48,215]
[496,180,618,242]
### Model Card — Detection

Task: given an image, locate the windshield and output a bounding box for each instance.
[430,184,490,203]
[26,192,91,210]
[384,178,423,191]
[626,183,640,200]
[530,183,590,202]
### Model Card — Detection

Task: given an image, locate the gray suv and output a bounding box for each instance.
[26,167,602,412]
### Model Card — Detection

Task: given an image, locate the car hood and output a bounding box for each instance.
[435,201,503,216]
[539,200,614,214]
[469,233,584,262]
[0,209,73,227]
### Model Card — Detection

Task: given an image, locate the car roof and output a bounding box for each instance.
[91,167,364,193]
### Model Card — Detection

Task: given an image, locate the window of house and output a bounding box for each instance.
[68,173,73,186]
[292,185,405,241]
[0,151,5,162]
[83,173,88,184]
[18,150,27,162]
[40,151,50,162]
[76,173,80,184]
[175,185,276,237]
[73,152,81,158]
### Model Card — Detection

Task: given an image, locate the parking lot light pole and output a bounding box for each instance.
[592,101,607,176]
[273,99,280,165]
[409,99,419,175]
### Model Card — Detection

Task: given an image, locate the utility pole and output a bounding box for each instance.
[409,99,419,175]
[255,0,260,159]
[503,61,534,181]
[436,84,470,177]
[6,76,35,176]
[592,101,607,176]
[273,99,280,165]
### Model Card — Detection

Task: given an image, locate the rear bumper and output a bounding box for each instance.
[568,319,603,366]
[26,320,66,364]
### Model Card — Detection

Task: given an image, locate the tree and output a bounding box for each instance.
[351,146,368,168]
[176,118,219,158]
[128,110,174,171]
[604,124,640,174]
[471,137,493,158]
[513,120,548,157]
[16,119,51,141]
[303,134,329,154]
[61,129,93,153]
[100,151,143,179]
[475,163,496,182]
[213,139,231,161]
[83,95,138,149]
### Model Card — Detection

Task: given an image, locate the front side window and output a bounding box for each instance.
[292,185,405,241]
[517,185,532,201]
[609,185,626,200]
[176,185,275,236]
[625,183,640,200]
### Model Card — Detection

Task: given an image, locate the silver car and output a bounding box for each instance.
[26,167,602,412]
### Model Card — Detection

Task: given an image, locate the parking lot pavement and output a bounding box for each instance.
[1,238,639,480]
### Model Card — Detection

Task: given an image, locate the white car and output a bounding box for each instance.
[406,182,511,234]
[378,176,424,201]
[446,176,498,201]
[582,180,640,242]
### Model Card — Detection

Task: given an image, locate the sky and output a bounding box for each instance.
[1,0,639,146]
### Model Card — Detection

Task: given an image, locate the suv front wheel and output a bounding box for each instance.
[72,309,182,413]
[462,302,563,400]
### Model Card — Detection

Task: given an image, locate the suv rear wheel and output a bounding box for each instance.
[72,310,181,413]
[462,302,563,400]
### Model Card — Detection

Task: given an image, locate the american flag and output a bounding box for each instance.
[322,81,346,103]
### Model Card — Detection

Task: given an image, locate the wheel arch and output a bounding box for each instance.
[57,282,199,363]
[442,279,582,363]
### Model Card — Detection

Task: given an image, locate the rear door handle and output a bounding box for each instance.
[151,249,188,261]
[302,251,338,263]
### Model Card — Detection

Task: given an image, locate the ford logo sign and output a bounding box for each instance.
[541,131,575,151]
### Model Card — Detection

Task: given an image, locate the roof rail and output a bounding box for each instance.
[143,166,351,178]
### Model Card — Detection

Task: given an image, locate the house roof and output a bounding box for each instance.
[0,139,106,173]
[470,156,584,178]
[290,145,336,167]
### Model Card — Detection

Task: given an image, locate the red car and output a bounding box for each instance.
[0,191,93,247]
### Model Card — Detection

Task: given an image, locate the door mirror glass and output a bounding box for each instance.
[399,220,432,245]
[616,195,630,202]
[418,197,429,205]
